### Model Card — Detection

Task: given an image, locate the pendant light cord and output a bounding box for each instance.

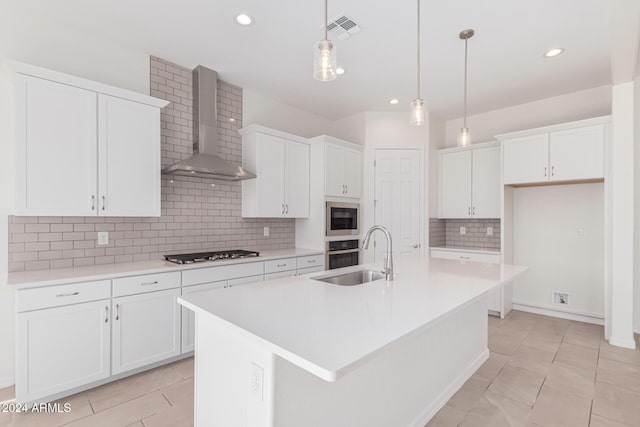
[463,37,468,128]
[417,0,421,99]
[324,0,328,41]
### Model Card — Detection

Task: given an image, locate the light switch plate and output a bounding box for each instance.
[97,232,109,246]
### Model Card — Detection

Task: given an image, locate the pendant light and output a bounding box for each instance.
[457,29,474,147]
[313,0,337,81]
[410,0,424,126]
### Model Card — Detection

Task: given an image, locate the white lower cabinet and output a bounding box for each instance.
[297,265,325,275]
[16,299,111,403]
[112,288,181,375]
[265,270,297,281]
[430,249,510,318]
[228,275,264,287]
[181,281,227,354]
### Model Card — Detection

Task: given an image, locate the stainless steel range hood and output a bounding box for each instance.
[162,66,256,181]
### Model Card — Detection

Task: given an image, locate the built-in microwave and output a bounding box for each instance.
[326,202,359,236]
[326,239,360,270]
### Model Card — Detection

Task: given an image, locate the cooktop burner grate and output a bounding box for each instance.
[164,250,260,264]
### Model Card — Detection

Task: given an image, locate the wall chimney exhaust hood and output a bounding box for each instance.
[162,66,256,181]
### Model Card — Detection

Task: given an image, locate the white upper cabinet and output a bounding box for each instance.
[439,143,500,219]
[241,126,310,218]
[98,94,161,216]
[7,61,168,216]
[15,75,98,216]
[501,120,607,185]
[325,143,362,198]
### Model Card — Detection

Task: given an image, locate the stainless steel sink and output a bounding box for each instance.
[312,269,386,286]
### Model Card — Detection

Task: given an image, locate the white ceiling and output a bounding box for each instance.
[23,0,614,120]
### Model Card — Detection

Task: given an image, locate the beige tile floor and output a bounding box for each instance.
[1,311,639,426]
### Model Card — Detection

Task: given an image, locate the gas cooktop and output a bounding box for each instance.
[164,250,260,265]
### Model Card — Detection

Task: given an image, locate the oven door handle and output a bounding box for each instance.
[326,249,361,255]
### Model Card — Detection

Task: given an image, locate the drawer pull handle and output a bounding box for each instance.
[104,306,109,323]
[141,281,159,286]
[116,304,120,321]
[277,264,286,267]
[56,292,79,298]
[460,256,470,260]
[307,260,316,263]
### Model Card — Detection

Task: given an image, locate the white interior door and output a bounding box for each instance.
[374,149,422,262]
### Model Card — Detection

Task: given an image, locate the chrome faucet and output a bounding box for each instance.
[362,225,394,281]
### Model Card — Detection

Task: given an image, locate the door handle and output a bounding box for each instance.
[472,206,476,216]
[551,166,555,177]
[56,292,79,298]
[468,206,471,216]
[282,204,285,214]
[285,204,289,214]
[91,195,95,211]
[345,185,348,194]
[115,304,120,321]
[102,196,106,211]
[544,167,547,177]
[412,244,421,249]
[104,306,109,323]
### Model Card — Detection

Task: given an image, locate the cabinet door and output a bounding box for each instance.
[325,143,345,197]
[502,134,549,185]
[98,95,161,216]
[112,288,181,375]
[182,281,226,354]
[472,146,501,218]
[549,125,604,181]
[284,141,310,218]
[16,300,110,403]
[343,148,362,198]
[15,75,98,216]
[256,133,286,216]
[439,151,472,218]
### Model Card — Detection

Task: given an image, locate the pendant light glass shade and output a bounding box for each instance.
[314,40,337,81]
[410,99,425,126]
[457,127,471,147]
[314,0,337,81]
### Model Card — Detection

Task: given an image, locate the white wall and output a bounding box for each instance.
[444,86,612,147]
[0,3,149,95]
[428,117,446,220]
[635,72,640,333]
[512,184,605,320]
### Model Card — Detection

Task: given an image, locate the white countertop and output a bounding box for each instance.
[179,256,527,382]
[7,248,324,289]
[429,246,501,255]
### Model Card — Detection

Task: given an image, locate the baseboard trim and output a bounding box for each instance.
[0,376,14,390]
[608,336,637,349]
[513,303,604,325]
[409,348,489,427]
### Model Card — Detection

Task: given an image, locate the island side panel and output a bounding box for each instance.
[194,312,276,427]
[273,297,489,427]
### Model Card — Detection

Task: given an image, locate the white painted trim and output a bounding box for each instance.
[237,124,310,144]
[307,134,364,150]
[408,349,489,427]
[495,115,612,141]
[437,140,500,154]
[3,59,168,108]
[512,303,604,325]
[608,337,637,349]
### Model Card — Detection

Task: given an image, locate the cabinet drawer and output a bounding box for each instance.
[228,275,264,287]
[265,257,296,274]
[297,265,326,275]
[296,255,324,269]
[113,271,180,297]
[430,250,501,264]
[265,270,297,281]
[182,262,264,286]
[17,280,111,313]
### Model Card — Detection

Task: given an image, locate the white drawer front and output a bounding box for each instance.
[296,255,324,270]
[113,271,181,297]
[17,280,111,312]
[297,265,326,275]
[431,249,501,264]
[182,262,264,287]
[228,274,264,287]
[265,270,297,281]
[264,257,297,274]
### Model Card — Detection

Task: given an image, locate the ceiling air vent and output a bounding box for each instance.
[326,15,361,40]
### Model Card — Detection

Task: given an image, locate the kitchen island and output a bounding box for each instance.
[178,256,527,427]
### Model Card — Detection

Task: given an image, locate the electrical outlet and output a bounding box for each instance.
[460,226,466,235]
[97,232,109,246]
[552,292,570,306]
[487,227,493,236]
[250,362,264,402]
[263,227,270,237]
[577,228,584,238]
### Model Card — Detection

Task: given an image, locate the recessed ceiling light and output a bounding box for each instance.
[235,13,253,26]
[543,48,564,58]
[389,99,399,105]
[335,67,346,75]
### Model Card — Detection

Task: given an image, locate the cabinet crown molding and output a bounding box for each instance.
[238,124,310,144]
[438,140,499,154]
[495,115,612,141]
[2,59,169,108]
